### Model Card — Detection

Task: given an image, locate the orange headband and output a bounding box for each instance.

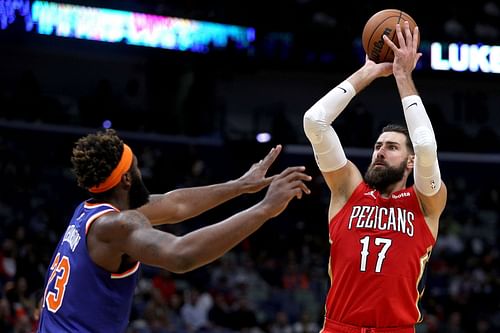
[89,144,133,193]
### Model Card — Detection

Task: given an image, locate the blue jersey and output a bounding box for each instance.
[38,201,140,333]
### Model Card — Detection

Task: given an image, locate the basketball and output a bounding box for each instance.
[362,9,418,63]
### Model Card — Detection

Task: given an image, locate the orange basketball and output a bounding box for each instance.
[362,9,418,63]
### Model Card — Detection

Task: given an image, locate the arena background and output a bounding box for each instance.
[1,1,499,332]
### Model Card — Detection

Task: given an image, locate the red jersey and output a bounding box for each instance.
[324,182,435,328]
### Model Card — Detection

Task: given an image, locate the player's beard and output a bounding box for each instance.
[364,160,407,191]
[129,172,150,209]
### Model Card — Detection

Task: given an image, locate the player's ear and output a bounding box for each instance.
[407,154,415,169]
[122,172,132,186]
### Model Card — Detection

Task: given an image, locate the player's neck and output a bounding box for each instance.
[378,180,408,198]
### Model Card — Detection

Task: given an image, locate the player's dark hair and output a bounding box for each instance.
[381,124,414,154]
[71,129,124,190]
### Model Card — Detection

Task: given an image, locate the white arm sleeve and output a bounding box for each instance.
[303,81,356,172]
[402,95,442,196]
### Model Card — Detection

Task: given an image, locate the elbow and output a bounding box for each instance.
[159,239,197,274]
[412,127,437,167]
[303,109,328,144]
[414,142,437,167]
[163,255,195,274]
[303,107,324,126]
[167,259,194,274]
[169,252,198,274]
[303,109,315,131]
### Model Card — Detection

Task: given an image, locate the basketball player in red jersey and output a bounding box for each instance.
[303,22,447,332]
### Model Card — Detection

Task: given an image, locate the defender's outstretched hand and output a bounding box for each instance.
[259,166,312,218]
[237,144,283,193]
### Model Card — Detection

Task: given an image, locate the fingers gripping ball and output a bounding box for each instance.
[362,9,418,63]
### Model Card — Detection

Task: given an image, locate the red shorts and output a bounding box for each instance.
[321,318,416,333]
